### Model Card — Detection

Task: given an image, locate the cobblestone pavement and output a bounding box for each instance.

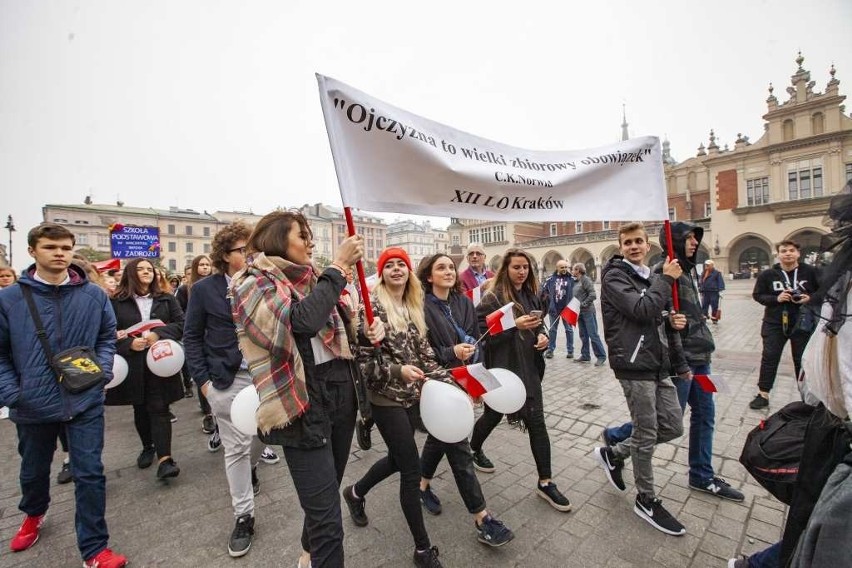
[0,279,800,567]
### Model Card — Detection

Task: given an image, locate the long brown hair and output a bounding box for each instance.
[114,258,163,300]
[491,248,538,316]
[246,210,312,259]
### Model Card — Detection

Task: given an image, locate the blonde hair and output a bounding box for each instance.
[373,272,427,335]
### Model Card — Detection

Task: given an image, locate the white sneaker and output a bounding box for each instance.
[0,406,9,419]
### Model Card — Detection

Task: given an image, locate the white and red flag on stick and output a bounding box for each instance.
[693,374,731,394]
[560,298,582,326]
[126,319,166,336]
[485,302,515,335]
[450,363,502,398]
[465,285,483,307]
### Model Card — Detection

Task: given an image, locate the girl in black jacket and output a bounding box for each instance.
[106,258,185,480]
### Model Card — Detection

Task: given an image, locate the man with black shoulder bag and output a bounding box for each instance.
[0,223,127,567]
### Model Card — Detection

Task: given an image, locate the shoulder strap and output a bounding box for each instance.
[21,286,56,362]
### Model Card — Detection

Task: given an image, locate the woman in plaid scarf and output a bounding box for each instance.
[231,210,375,568]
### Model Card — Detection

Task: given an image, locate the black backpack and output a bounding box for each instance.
[739,401,816,505]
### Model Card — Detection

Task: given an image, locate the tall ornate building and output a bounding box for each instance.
[454,54,851,281]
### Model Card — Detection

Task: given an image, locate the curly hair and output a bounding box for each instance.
[211,221,252,274]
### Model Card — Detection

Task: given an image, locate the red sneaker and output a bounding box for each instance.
[10,513,45,552]
[83,548,128,568]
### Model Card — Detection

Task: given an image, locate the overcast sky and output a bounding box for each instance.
[1,0,850,270]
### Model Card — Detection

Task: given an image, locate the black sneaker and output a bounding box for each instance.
[727,556,748,568]
[251,467,260,496]
[56,462,73,484]
[566,352,574,359]
[342,485,368,527]
[420,486,442,515]
[259,447,279,464]
[475,515,514,547]
[594,446,626,491]
[749,394,769,409]
[633,494,685,536]
[544,350,553,359]
[472,450,495,473]
[594,357,607,367]
[536,481,571,512]
[202,414,216,434]
[184,388,194,399]
[156,458,180,480]
[689,477,745,502]
[137,446,156,469]
[574,358,591,364]
[600,428,615,447]
[207,429,222,453]
[228,513,254,558]
[356,419,372,451]
[413,546,443,568]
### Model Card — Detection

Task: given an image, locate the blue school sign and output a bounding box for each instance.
[109,225,160,259]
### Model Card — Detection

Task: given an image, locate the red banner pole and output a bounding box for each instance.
[663,220,680,311]
[344,207,376,327]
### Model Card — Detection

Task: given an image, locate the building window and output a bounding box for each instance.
[168,259,176,271]
[77,233,89,245]
[167,224,175,235]
[575,221,583,234]
[812,113,824,135]
[186,242,193,253]
[97,234,110,247]
[549,223,557,237]
[54,218,68,223]
[668,207,676,221]
[789,167,822,200]
[602,221,611,231]
[203,227,210,237]
[469,228,480,243]
[203,244,211,253]
[481,227,492,244]
[494,225,505,242]
[747,177,770,206]
[783,119,795,141]
[185,226,193,236]
[74,220,89,225]
[847,163,852,182]
[168,241,176,252]
[704,202,712,217]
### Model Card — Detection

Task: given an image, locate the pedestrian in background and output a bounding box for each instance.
[571,262,607,366]
[541,260,575,359]
[699,259,725,323]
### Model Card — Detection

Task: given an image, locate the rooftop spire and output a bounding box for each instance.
[621,104,629,141]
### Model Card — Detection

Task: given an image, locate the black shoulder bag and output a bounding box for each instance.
[22,286,105,394]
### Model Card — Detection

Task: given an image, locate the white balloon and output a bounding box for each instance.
[145,339,185,377]
[419,380,474,443]
[481,368,527,414]
[105,355,128,389]
[231,385,260,437]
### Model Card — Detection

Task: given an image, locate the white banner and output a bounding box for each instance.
[317,74,668,221]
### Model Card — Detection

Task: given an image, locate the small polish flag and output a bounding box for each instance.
[694,374,731,394]
[450,363,502,398]
[126,319,166,336]
[560,297,582,326]
[464,285,483,307]
[485,302,516,335]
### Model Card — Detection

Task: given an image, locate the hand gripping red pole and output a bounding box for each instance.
[344,207,376,327]
[663,220,680,311]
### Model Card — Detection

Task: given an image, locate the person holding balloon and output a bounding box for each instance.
[230,210,369,568]
[415,253,515,547]
[469,248,572,512]
[106,258,185,481]
[343,247,458,568]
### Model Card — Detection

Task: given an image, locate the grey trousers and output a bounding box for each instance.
[611,376,683,498]
[205,371,263,517]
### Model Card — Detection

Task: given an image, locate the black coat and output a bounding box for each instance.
[105,294,185,406]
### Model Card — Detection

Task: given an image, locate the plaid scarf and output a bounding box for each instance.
[230,253,350,434]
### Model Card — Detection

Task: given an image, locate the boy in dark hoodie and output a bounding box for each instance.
[602,222,744,502]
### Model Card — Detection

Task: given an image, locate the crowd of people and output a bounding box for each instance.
[0,186,849,567]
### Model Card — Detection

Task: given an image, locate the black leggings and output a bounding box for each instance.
[133,400,172,459]
[469,404,553,480]
[354,404,430,551]
[420,434,486,514]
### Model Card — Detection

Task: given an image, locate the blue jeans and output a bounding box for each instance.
[577,310,606,360]
[547,312,574,354]
[605,364,715,486]
[748,541,781,568]
[16,403,109,560]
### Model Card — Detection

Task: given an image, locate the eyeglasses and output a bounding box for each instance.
[468,252,484,257]
[227,246,247,255]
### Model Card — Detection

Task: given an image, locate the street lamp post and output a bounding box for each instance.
[4,215,15,267]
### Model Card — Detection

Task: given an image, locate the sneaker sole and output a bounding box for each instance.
[593,448,626,492]
[473,462,496,473]
[228,541,252,558]
[688,484,745,502]
[632,503,686,536]
[420,502,442,516]
[477,531,515,547]
[260,458,280,465]
[535,488,572,512]
[11,533,39,553]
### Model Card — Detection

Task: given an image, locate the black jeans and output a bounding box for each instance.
[132,401,172,459]
[283,443,344,568]
[301,367,357,553]
[757,322,811,393]
[354,404,430,551]
[420,434,486,514]
[470,404,553,480]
